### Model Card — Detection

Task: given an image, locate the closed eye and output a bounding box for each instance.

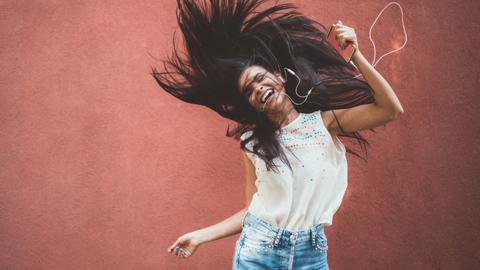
[243,71,268,100]
[255,72,267,83]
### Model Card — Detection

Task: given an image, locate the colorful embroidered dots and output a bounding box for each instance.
[302,113,317,123]
[278,113,329,151]
[242,111,333,179]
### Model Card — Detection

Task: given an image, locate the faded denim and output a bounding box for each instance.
[232,211,329,270]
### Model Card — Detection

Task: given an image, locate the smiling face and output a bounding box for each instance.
[238,65,290,113]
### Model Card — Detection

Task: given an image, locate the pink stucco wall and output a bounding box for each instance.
[1,0,478,269]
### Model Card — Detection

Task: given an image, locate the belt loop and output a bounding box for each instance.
[310,226,316,247]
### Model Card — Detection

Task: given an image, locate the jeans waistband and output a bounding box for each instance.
[242,211,326,248]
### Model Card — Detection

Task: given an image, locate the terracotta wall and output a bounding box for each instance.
[1,0,478,269]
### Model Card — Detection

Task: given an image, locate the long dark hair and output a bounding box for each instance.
[150,0,379,173]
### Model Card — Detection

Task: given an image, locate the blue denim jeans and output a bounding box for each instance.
[232,211,329,270]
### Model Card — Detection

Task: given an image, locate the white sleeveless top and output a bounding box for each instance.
[240,110,348,230]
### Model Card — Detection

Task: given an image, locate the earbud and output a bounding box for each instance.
[284,68,295,75]
[281,67,314,106]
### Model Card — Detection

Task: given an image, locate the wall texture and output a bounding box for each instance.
[1,0,479,269]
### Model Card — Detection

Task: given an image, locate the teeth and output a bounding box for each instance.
[262,89,274,103]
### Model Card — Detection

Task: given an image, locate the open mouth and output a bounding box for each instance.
[261,89,275,103]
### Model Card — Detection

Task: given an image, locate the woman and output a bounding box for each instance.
[153,0,404,268]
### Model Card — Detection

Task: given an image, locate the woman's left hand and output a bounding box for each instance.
[332,20,359,51]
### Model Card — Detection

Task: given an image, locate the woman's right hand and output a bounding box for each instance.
[167,231,203,259]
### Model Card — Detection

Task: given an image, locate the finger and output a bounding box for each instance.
[345,35,356,42]
[171,245,179,256]
[334,25,349,34]
[338,33,355,42]
[168,239,181,252]
[179,249,188,258]
[177,247,187,257]
[337,36,350,49]
[337,32,349,39]
[342,34,356,44]
[168,244,178,253]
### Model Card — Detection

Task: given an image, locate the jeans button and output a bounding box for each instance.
[290,234,296,241]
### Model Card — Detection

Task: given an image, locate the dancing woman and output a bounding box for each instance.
[153,0,404,269]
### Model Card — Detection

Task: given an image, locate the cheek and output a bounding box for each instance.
[248,96,258,108]
[271,78,284,90]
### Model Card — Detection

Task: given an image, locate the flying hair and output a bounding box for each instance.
[150,0,384,172]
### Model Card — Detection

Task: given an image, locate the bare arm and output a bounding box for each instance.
[323,49,405,137]
[322,22,405,137]
[194,151,257,245]
[194,208,247,244]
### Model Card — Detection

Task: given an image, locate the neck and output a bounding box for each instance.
[267,108,299,128]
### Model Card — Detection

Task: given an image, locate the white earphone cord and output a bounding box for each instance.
[271,1,407,108]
